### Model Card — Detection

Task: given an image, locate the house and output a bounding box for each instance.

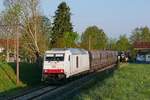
[0,39,16,62]
[0,47,4,53]
[134,42,150,63]
[0,39,16,47]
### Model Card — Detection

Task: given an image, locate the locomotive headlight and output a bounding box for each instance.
[44,69,47,73]
[60,69,64,73]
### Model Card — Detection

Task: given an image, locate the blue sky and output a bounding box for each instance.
[1,0,150,38]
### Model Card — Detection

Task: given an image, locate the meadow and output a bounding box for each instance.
[0,62,150,100]
[67,64,150,100]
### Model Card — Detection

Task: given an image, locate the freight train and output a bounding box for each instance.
[41,48,118,82]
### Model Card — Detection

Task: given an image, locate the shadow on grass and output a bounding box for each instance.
[0,62,42,99]
[8,62,42,86]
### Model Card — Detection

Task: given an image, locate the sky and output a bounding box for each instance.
[1,0,150,38]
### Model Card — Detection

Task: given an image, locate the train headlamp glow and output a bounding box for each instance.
[60,69,64,72]
[44,69,47,72]
[43,69,64,74]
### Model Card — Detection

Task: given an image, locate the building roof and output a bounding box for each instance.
[134,42,150,49]
[0,39,16,47]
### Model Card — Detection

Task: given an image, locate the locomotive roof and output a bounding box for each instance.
[46,48,88,54]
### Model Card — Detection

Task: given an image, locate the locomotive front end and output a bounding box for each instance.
[42,52,67,81]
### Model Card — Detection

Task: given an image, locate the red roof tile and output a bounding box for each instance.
[134,42,150,49]
[0,39,16,47]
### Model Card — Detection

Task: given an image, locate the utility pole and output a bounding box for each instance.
[0,24,20,85]
[16,25,20,85]
[6,36,9,62]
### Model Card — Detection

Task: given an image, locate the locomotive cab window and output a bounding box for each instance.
[45,53,64,61]
[45,54,54,61]
[55,54,64,61]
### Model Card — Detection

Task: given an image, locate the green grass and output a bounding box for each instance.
[0,62,22,93]
[69,64,150,100]
[0,62,41,95]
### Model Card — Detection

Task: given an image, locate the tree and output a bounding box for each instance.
[51,2,73,47]
[81,26,108,50]
[3,0,52,62]
[40,16,51,39]
[64,32,79,48]
[116,35,130,51]
[20,15,51,62]
[129,26,150,60]
[39,16,52,48]
[0,4,22,62]
[130,26,150,43]
[107,38,117,50]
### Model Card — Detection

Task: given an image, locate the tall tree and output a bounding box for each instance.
[107,38,117,50]
[81,26,108,50]
[64,32,79,48]
[51,2,73,47]
[3,0,52,62]
[130,26,150,43]
[40,16,51,39]
[39,16,52,48]
[0,4,22,62]
[116,35,130,51]
[20,16,51,62]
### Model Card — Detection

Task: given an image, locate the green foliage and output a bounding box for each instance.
[69,64,150,100]
[107,38,117,50]
[81,26,108,50]
[64,32,79,48]
[51,2,73,47]
[1,0,50,62]
[39,16,52,49]
[20,16,51,62]
[40,16,52,40]
[3,4,22,25]
[116,35,130,51]
[0,4,22,62]
[0,53,6,62]
[129,26,150,60]
[130,26,150,43]
[36,16,52,53]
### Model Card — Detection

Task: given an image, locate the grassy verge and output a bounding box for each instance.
[0,62,41,96]
[67,64,150,100]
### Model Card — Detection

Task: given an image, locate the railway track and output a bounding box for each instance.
[5,64,116,100]
[5,86,58,100]
[0,85,43,100]
[34,64,116,100]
